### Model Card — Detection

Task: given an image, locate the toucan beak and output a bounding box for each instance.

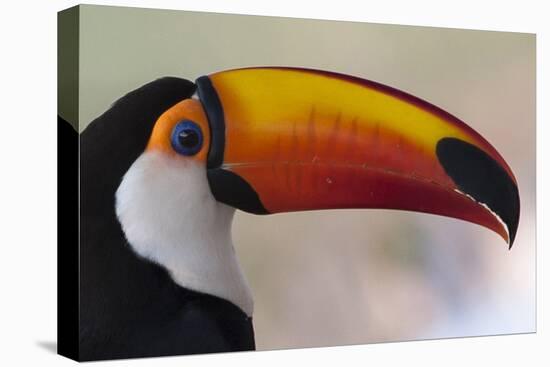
[197,67,520,246]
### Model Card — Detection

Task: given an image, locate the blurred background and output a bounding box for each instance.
[77,5,535,350]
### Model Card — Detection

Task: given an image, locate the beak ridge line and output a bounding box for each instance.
[196,76,225,169]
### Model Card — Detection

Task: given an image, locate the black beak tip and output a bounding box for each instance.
[436,137,520,248]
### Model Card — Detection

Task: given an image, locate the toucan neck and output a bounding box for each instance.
[115,151,254,316]
[148,207,254,317]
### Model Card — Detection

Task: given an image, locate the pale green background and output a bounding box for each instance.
[76,4,535,350]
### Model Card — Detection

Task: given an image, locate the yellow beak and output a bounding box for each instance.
[196,67,520,246]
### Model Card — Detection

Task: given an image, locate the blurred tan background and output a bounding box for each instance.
[77,5,535,350]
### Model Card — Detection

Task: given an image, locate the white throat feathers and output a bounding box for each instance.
[115,151,254,316]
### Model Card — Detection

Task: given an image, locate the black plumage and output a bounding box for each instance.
[78,78,255,361]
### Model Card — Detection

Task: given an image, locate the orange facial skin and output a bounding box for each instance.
[146,99,211,163]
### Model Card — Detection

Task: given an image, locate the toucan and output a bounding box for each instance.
[78,67,520,361]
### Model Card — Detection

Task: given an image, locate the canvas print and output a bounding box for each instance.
[57,5,535,361]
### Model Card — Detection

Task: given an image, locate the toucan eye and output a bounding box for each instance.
[171,120,203,156]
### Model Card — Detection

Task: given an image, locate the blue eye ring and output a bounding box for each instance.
[170,120,204,156]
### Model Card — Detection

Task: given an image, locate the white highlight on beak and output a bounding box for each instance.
[453,188,510,243]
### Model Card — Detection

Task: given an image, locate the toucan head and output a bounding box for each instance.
[124,67,519,247]
[111,67,521,315]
